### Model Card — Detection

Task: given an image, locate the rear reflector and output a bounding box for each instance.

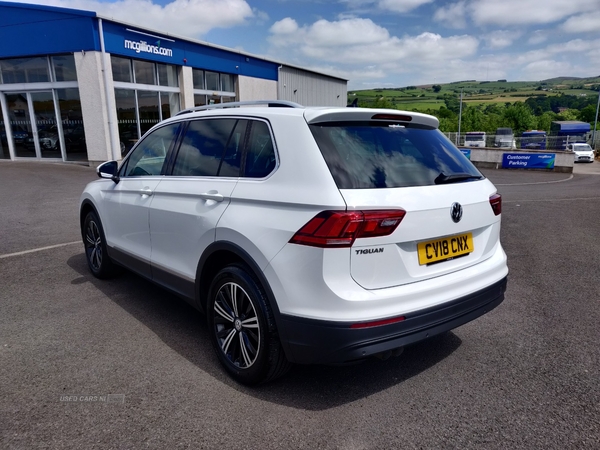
[350,316,406,329]
[290,210,406,248]
[489,193,502,216]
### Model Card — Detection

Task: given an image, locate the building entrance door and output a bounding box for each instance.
[31,91,62,159]
[4,91,62,159]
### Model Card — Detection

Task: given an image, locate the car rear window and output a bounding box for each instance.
[309,121,482,189]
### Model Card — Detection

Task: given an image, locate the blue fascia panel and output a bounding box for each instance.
[102,21,278,81]
[0,3,99,58]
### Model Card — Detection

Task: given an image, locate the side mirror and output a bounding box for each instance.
[96,161,119,184]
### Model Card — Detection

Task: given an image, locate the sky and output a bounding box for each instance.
[16,0,600,90]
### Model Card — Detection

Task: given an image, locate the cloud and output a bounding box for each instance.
[546,38,600,55]
[560,11,600,33]
[528,30,549,46]
[482,30,521,49]
[15,0,254,37]
[269,17,480,87]
[433,2,467,29]
[269,17,299,35]
[521,60,573,80]
[376,0,434,13]
[341,0,434,14]
[469,0,600,26]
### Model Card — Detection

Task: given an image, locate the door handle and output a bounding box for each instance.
[199,191,224,202]
[139,187,154,196]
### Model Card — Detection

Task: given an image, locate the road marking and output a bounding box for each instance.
[496,174,573,186]
[0,241,81,259]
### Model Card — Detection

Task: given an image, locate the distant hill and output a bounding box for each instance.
[348,77,600,111]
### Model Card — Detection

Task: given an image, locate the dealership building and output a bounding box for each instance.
[0,1,347,165]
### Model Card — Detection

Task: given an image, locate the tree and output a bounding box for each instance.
[432,84,442,93]
[556,109,579,121]
[444,95,460,114]
[502,102,535,134]
[534,111,557,132]
[371,97,395,109]
[579,104,597,123]
[462,106,486,132]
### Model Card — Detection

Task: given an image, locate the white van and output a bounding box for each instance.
[464,132,486,148]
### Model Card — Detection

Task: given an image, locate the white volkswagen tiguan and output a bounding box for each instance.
[80,101,508,384]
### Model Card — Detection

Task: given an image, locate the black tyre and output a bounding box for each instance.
[207,264,291,385]
[82,211,117,279]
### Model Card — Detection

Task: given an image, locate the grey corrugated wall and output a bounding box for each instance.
[278,66,347,107]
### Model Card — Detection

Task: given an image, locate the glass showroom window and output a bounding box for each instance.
[111,56,133,83]
[112,56,180,154]
[0,57,50,84]
[0,55,78,85]
[51,55,77,82]
[111,56,178,87]
[56,88,88,161]
[0,103,8,159]
[192,68,236,106]
[0,55,82,161]
[115,88,180,154]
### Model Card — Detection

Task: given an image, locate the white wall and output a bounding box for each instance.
[238,76,277,102]
[179,66,195,110]
[74,51,119,165]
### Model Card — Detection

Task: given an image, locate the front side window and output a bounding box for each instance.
[173,119,245,177]
[310,122,482,189]
[122,123,179,177]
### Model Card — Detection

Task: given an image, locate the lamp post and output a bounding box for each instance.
[593,87,600,150]
[457,89,463,146]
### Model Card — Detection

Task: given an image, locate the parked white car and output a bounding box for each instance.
[568,143,594,163]
[80,101,508,384]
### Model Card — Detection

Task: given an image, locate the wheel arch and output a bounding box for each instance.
[79,199,99,237]
[196,242,291,355]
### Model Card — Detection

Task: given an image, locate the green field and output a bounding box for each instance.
[349,77,600,112]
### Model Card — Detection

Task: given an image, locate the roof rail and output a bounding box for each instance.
[176,100,303,116]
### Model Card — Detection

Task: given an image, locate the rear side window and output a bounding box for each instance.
[122,123,179,177]
[244,120,276,178]
[173,119,246,177]
[309,122,482,189]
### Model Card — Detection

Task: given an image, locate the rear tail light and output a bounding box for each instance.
[290,210,406,248]
[489,193,502,216]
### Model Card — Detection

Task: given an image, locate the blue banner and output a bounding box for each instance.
[459,148,471,160]
[502,153,555,169]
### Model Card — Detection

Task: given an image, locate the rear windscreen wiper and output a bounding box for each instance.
[434,172,483,185]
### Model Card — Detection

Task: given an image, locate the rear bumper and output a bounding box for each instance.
[279,276,507,364]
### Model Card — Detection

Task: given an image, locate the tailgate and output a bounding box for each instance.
[342,179,501,290]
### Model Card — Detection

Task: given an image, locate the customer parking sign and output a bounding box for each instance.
[502,153,555,169]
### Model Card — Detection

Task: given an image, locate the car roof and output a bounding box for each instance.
[166,103,439,129]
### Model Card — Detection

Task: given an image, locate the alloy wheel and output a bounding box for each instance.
[213,282,260,369]
[85,220,103,271]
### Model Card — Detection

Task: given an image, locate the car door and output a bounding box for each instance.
[148,118,247,298]
[100,122,181,278]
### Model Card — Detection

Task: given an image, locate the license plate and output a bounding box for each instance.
[417,233,474,265]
